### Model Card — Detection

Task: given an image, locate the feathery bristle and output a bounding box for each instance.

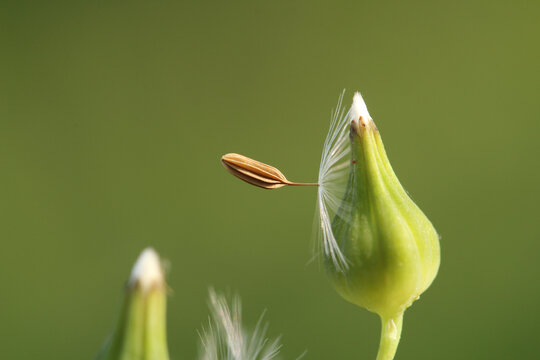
[199,289,282,360]
[316,91,365,272]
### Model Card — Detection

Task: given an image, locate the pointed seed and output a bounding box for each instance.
[221,153,317,189]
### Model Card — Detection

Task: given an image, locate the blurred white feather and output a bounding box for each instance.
[199,289,282,360]
[316,91,370,272]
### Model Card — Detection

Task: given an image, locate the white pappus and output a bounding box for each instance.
[316,91,372,273]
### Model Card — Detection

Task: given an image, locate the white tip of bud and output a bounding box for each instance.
[129,248,164,291]
[350,92,372,126]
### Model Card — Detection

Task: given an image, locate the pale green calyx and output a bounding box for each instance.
[317,92,440,360]
[95,248,170,360]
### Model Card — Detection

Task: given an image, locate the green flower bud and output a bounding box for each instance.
[317,92,440,360]
[95,248,170,360]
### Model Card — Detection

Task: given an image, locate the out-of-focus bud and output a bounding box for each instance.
[95,248,170,360]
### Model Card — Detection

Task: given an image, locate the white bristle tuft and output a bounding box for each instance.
[351,92,372,126]
[129,248,164,291]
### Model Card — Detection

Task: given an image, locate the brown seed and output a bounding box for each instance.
[221,153,317,190]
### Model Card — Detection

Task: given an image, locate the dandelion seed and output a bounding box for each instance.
[219,92,369,272]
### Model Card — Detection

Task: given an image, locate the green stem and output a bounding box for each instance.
[375,312,404,360]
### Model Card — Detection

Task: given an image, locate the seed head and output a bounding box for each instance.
[317,91,441,360]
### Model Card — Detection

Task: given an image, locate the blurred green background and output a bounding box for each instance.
[1,0,538,359]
